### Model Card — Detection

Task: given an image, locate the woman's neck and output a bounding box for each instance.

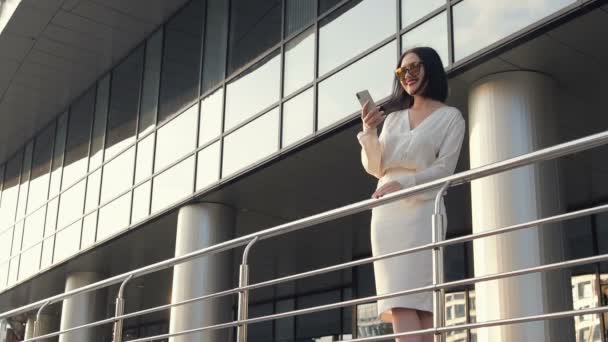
[410,96,437,111]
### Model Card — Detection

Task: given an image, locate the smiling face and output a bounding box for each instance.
[398,52,426,96]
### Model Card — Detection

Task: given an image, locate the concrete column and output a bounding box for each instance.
[468,71,573,341]
[169,203,235,342]
[24,314,57,340]
[59,272,104,342]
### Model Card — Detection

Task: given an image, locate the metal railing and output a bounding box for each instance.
[0,129,607,342]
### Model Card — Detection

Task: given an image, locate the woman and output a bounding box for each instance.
[357,46,465,342]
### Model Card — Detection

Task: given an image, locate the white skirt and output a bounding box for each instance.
[371,170,446,322]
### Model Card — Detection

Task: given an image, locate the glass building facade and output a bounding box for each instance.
[0,0,601,341]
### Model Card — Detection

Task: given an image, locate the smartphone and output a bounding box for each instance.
[356,90,377,109]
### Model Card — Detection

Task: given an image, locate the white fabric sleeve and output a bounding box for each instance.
[357,128,383,179]
[413,114,466,187]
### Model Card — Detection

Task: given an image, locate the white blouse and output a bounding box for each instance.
[357,106,466,199]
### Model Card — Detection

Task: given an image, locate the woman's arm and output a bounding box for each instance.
[357,128,383,179]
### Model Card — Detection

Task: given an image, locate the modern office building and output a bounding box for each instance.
[0,0,607,341]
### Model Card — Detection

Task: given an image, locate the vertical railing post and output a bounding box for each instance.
[237,237,258,342]
[33,301,50,337]
[432,182,450,342]
[112,275,133,342]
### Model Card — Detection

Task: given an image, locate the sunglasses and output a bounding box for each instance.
[395,62,424,81]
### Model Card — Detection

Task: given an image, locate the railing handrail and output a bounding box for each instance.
[1,129,607,321]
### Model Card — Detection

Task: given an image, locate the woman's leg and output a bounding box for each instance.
[392,308,423,342]
[418,310,434,342]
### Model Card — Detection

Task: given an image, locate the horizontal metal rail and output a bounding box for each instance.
[18,201,608,342]
[3,129,607,320]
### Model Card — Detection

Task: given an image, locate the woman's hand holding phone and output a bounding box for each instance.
[360,101,385,132]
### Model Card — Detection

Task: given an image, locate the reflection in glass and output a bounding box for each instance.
[106,46,144,159]
[44,199,59,239]
[49,112,68,197]
[16,142,33,220]
[319,0,395,76]
[155,104,197,172]
[225,52,281,130]
[199,89,223,147]
[97,192,131,242]
[101,147,135,204]
[286,0,315,37]
[196,142,220,191]
[62,87,94,189]
[159,0,204,124]
[151,156,195,213]
[453,0,576,61]
[27,124,54,214]
[85,169,102,213]
[22,207,45,250]
[228,0,282,75]
[402,12,448,67]
[223,108,279,177]
[284,29,315,96]
[0,229,12,262]
[40,237,54,270]
[139,29,163,136]
[57,180,86,230]
[296,290,341,338]
[202,0,229,93]
[8,257,19,285]
[10,223,22,257]
[318,41,395,130]
[18,243,41,281]
[282,87,314,147]
[135,134,155,183]
[90,75,110,169]
[81,211,97,249]
[53,219,82,263]
[0,151,23,229]
[401,0,444,28]
[132,181,151,224]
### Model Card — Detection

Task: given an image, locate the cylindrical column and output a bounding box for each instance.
[24,316,36,339]
[169,203,235,342]
[59,272,105,342]
[468,71,573,341]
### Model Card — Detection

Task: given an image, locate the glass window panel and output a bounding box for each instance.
[158,0,204,124]
[199,89,223,146]
[248,303,274,341]
[282,87,314,147]
[90,75,110,170]
[22,207,45,250]
[18,243,41,281]
[319,0,395,76]
[286,0,315,37]
[84,169,102,213]
[27,124,54,215]
[0,262,8,291]
[49,112,68,197]
[276,299,295,341]
[81,211,97,250]
[53,220,81,263]
[44,198,59,238]
[223,108,279,177]
[155,104,198,172]
[0,229,12,262]
[319,0,342,15]
[0,151,23,229]
[62,87,95,189]
[57,180,86,230]
[16,142,33,220]
[139,29,163,136]
[101,147,135,204]
[135,134,155,183]
[401,11,448,67]
[284,28,315,96]
[228,0,282,75]
[40,237,54,270]
[196,141,220,191]
[453,0,576,61]
[151,156,195,213]
[106,46,144,159]
[225,52,280,130]
[318,41,396,129]
[401,0,444,28]
[0,164,4,206]
[131,181,151,224]
[296,290,341,338]
[202,0,229,93]
[11,223,23,256]
[97,192,131,242]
